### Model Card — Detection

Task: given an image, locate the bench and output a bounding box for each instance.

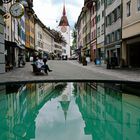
[31,64,45,75]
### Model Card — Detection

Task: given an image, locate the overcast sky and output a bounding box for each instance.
[33,0,84,30]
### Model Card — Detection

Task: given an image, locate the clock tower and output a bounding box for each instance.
[58,3,70,58]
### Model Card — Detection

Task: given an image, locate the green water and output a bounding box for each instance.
[0,82,140,140]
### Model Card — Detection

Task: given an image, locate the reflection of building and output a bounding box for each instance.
[59,83,72,121]
[122,94,140,140]
[60,94,70,121]
[74,82,140,140]
[0,82,56,139]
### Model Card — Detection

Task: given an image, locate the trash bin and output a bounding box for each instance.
[95,58,101,65]
[82,57,87,66]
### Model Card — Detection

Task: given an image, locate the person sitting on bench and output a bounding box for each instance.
[35,56,52,74]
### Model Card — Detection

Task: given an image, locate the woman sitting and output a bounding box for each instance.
[35,56,52,74]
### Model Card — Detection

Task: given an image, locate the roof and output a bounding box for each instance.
[58,5,69,26]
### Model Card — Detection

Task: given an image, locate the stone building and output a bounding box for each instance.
[122,0,140,67]
[96,0,105,63]
[105,0,122,66]
[90,2,97,62]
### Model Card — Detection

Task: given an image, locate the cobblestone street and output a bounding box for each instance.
[0,60,140,84]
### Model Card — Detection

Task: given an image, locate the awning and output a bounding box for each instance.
[19,44,25,50]
[5,41,25,50]
[5,40,18,48]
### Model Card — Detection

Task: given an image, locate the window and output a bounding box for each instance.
[106,34,110,44]
[92,5,95,15]
[111,11,115,23]
[115,29,121,41]
[94,29,96,39]
[102,10,104,17]
[137,119,140,134]
[111,32,115,42]
[127,1,131,17]
[138,0,140,11]
[106,0,112,6]
[97,1,100,11]
[101,0,104,5]
[106,15,111,26]
[101,24,104,34]
[126,113,130,127]
[117,6,121,19]
[97,27,100,37]
[97,15,100,23]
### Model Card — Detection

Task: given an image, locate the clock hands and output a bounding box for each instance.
[10,3,24,18]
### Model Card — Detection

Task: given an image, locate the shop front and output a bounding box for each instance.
[90,41,96,62]
[97,43,105,64]
[5,41,26,70]
[106,43,121,68]
[123,36,140,67]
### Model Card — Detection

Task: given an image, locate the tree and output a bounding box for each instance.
[51,29,66,43]
[71,23,77,51]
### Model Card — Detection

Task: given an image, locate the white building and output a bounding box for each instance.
[57,4,70,58]
[97,0,105,62]
[34,16,54,57]
[105,0,122,64]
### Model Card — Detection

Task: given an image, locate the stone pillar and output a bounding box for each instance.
[0,5,5,73]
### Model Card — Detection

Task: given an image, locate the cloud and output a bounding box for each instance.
[33,0,83,29]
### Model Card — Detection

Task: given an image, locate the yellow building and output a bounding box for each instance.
[25,5,35,61]
[122,0,140,67]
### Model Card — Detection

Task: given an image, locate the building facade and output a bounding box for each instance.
[90,2,97,62]
[122,0,140,67]
[0,4,5,73]
[96,0,105,63]
[76,7,85,63]
[105,0,122,66]
[35,16,54,58]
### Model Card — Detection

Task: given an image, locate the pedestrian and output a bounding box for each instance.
[35,56,52,74]
[18,53,25,67]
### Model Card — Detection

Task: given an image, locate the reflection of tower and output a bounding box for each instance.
[58,1,70,58]
[60,94,70,122]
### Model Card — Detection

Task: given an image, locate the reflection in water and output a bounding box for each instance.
[0,82,140,140]
[75,83,140,140]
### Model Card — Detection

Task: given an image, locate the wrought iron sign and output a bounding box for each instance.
[2,0,12,4]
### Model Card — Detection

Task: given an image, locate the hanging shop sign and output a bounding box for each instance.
[2,0,12,4]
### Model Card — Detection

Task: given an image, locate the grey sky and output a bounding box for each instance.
[33,0,84,29]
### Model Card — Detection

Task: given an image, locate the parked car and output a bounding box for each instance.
[69,56,78,60]
[62,55,67,60]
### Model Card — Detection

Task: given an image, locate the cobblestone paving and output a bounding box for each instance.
[0,60,140,84]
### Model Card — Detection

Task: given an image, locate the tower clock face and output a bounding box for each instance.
[10,2,24,18]
[61,26,67,33]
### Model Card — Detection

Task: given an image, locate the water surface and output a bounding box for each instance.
[0,82,140,140]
